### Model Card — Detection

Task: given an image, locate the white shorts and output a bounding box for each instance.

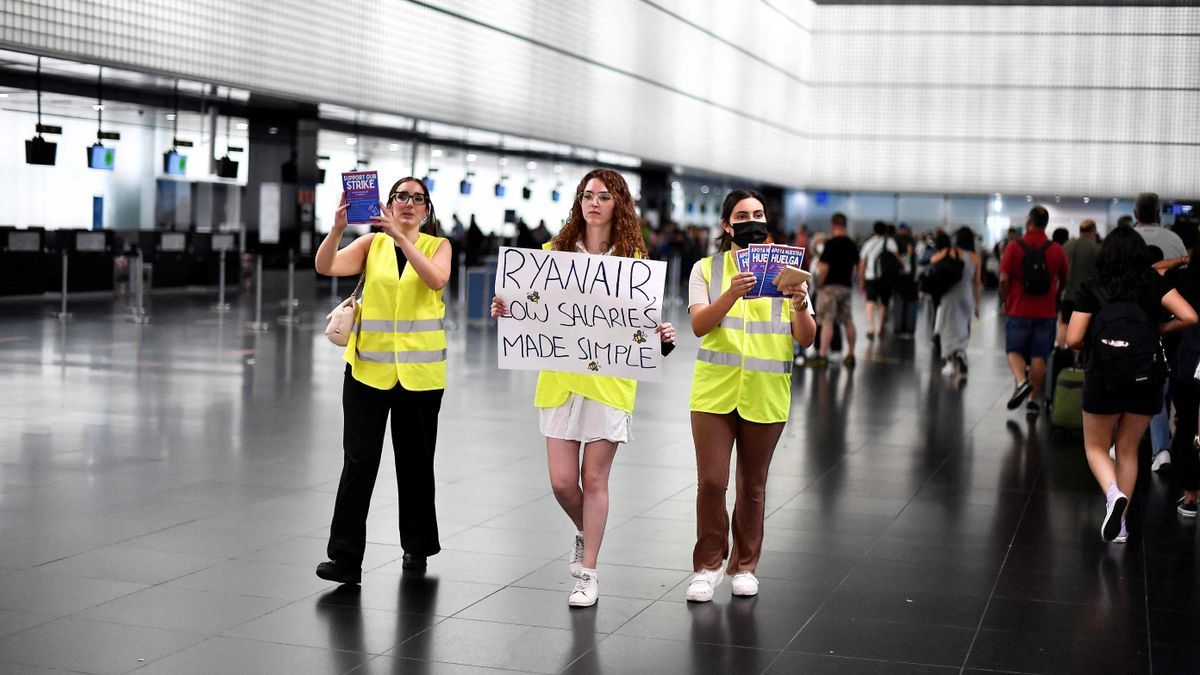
[539,394,632,444]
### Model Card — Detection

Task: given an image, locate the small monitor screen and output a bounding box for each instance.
[494,184,506,198]
[504,209,517,224]
[88,144,115,171]
[212,233,235,251]
[163,151,187,176]
[75,232,106,252]
[7,231,40,252]
[160,233,187,252]
[459,180,472,195]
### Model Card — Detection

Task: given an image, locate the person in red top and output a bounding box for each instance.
[999,205,1069,419]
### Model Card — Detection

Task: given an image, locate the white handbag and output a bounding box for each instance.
[324,275,364,347]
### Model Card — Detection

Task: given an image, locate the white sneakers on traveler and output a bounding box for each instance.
[568,531,584,578]
[686,568,725,602]
[568,568,598,607]
[731,572,759,597]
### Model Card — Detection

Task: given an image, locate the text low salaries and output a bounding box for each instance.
[507,299,659,330]
[502,333,657,369]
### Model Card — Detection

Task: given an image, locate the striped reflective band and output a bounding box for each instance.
[696,348,741,367]
[745,321,791,335]
[355,349,447,364]
[708,253,725,303]
[744,357,792,374]
[356,318,444,332]
[720,316,744,330]
[696,349,792,374]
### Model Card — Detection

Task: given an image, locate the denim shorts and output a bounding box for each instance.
[1005,317,1056,359]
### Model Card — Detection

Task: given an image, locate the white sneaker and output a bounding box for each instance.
[686,569,725,602]
[568,532,585,578]
[941,360,956,377]
[1153,450,1172,473]
[731,572,759,597]
[568,568,598,607]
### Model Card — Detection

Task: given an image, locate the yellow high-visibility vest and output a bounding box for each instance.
[534,241,638,414]
[689,251,794,423]
[344,232,447,391]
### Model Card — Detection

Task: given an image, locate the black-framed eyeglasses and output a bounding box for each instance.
[390,191,428,206]
[579,191,614,204]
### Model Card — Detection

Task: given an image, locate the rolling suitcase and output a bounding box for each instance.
[1051,368,1084,430]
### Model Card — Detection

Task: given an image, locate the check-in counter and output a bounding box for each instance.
[189,232,240,288]
[153,232,192,288]
[0,227,48,296]
[44,230,116,294]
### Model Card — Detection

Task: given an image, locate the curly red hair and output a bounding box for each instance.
[552,169,647,259]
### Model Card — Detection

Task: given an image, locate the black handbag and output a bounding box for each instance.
[919,251,965,299]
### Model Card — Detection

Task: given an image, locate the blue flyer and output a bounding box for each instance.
[342,170,380,224]
[753,245,805,298]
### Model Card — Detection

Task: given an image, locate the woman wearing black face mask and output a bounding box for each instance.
[683,189,816,602]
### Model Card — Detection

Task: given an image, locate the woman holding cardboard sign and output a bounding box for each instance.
[685,189,816,602]
[491,168,676,607]
[313,176,452,584]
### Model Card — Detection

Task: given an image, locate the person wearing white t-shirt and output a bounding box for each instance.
[858,221,900,339]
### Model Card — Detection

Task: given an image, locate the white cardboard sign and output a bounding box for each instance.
[495,246,668,381]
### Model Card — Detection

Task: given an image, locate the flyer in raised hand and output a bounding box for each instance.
[754,245,805,298]
[341,170,381,225]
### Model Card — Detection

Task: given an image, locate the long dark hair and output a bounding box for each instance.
[552,168,646,258]
[1094,225,1153,300]
[716,189,767,252]
[953,227,975,252]
[386,176,439,236]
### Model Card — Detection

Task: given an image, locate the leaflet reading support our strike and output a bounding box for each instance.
[732,244,805,298]
[341,171,380,225]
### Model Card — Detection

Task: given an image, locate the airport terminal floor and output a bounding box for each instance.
[0,278,1198,674]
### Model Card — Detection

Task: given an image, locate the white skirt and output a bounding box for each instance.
[539,394,632,444]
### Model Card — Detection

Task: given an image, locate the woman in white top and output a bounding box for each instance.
[492,169,676,607]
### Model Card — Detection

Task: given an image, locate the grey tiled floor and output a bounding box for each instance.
[0,276,1195,673]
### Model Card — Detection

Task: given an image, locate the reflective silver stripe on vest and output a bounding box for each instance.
[745,321,791,335]
[744,357,792,374]
[720,316,744,330]
[708,253,724,304]
[356,319,394,332]
[356,318,444,333]
[696,348,741,368]
[355,349,447,364]
[772,298,784,320]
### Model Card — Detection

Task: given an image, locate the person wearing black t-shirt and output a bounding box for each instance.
[811,212,859,368]
[1066,227,1196,544]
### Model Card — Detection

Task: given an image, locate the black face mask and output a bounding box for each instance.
[731,220,768,248]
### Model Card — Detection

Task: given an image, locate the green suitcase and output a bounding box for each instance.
[1051,368,1084,430]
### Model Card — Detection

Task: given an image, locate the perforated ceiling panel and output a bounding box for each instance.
[3,1,1197,196]
[809,5,1200,196]
[0,0,813,186]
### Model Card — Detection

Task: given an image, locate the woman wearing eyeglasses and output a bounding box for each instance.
[491,168,676,607]
[313,176,452,584]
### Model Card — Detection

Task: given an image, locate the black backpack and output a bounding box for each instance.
[874,237,903,284]
[1018,240,1053,295]
[1088,287,1162,386]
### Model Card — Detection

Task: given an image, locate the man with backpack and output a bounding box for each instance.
[1000,205,1069,419]
[859,221,902,340]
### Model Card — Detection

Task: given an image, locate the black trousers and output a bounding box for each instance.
[327,366,443,566]
[1171,377,1200,493]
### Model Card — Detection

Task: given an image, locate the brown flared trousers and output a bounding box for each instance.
[691,410,785,574]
